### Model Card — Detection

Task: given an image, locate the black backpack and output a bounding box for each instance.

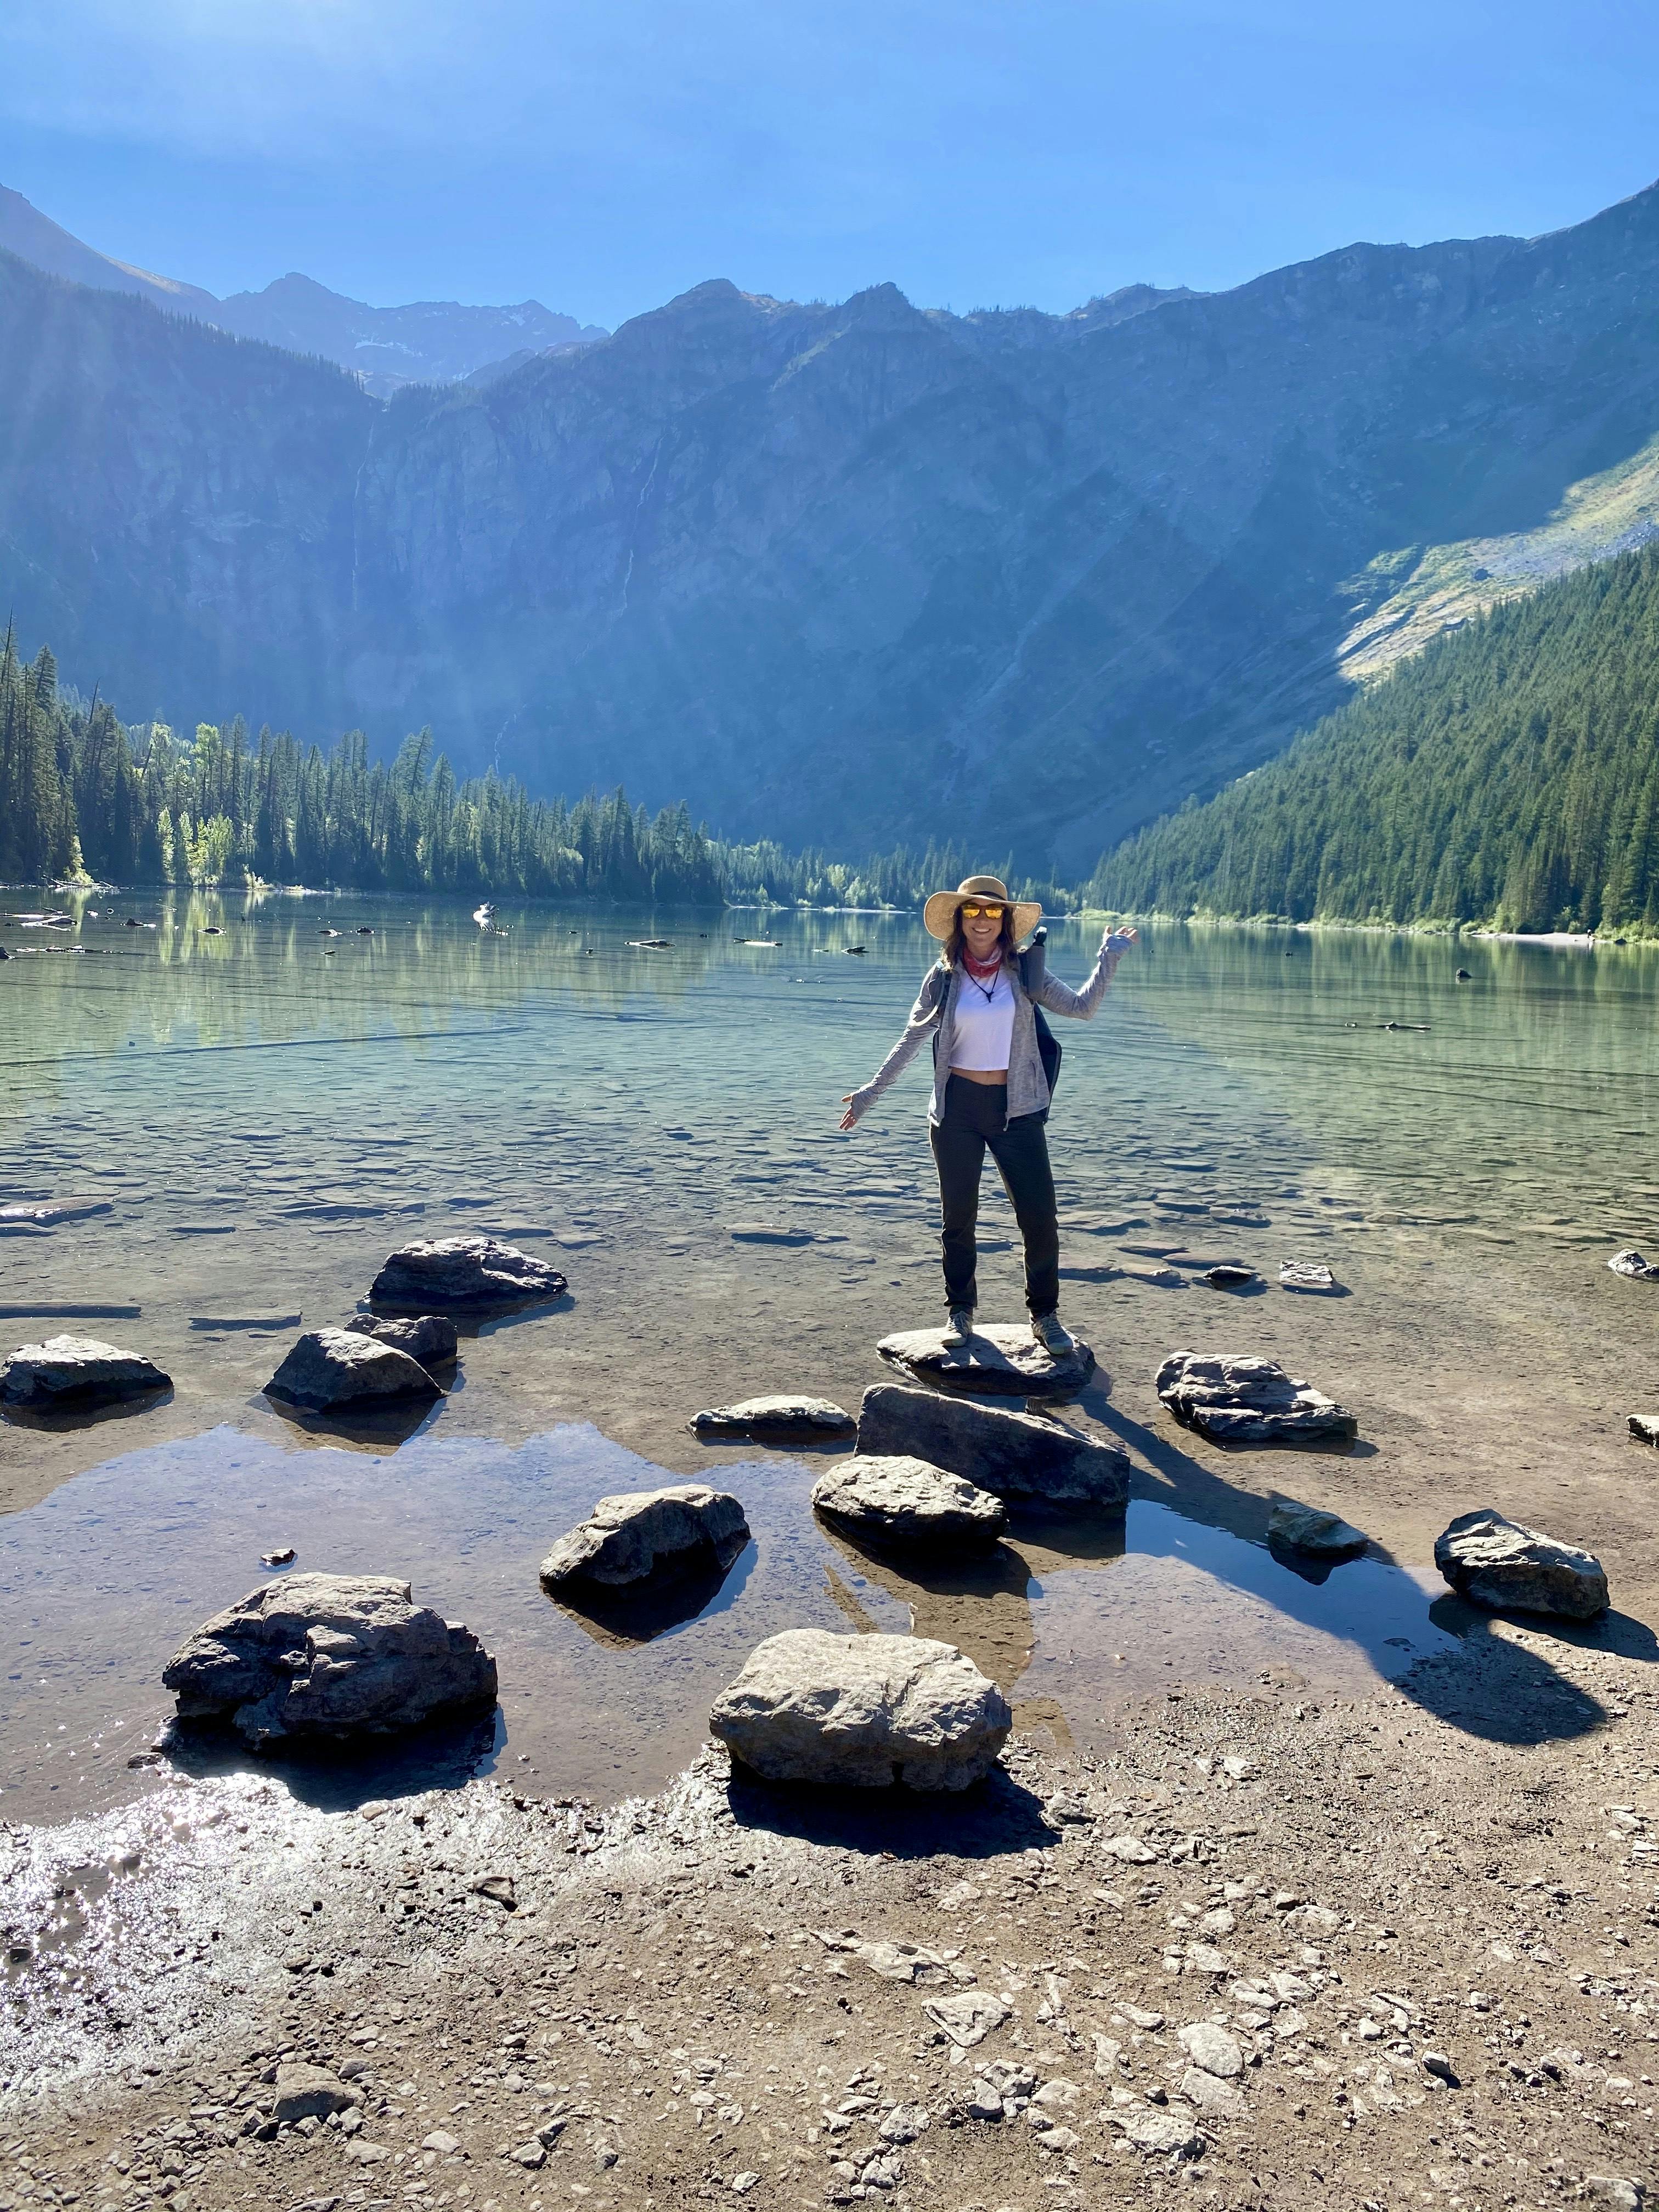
[1020,928,1062,1117]
[932,927,1062,1119]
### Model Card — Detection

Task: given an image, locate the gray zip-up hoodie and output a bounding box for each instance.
[845,930,1133,1127]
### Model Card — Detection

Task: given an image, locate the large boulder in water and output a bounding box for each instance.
[877,1323,1094,1400]
[855,1383,1128,1504]
[1434,1509,1609,1619]
[343,1312,459,1371]
[539,1485,749,1589]
[0,1333,171,1409]
[162,1573,498,1747]
[1155,1352,1357,1443]
[265,1327,441,1410]
[811,1454,1007,1547]
[370,1235,566,1310]
[710,1629,1011,1790]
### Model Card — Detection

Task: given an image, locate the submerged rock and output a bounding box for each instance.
[855,1383,1128,1504]
[709,1628,1011,1788]
[1609,1248,1659,1282]
[877,1323,1095,1399]
[539,1485,749,1589]
[0,1197,114,1227]
[370,1235,567,1308]
[162,1573,498,1746]
[1268,1499,1368,1556]
[728,1222,812,1245]
[811,1454,1007,1547]
[688,1393,854,1439]
[343,1312,459,1370]
[1434,1509,1609,1619]
[1156,1352,1357,1443]
[0,1333,171,1409]
[265,1327,441,1411]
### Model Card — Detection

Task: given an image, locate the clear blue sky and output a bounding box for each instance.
[4,0,1658,329]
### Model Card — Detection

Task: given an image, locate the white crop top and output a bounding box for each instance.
[951,964,1015,1071]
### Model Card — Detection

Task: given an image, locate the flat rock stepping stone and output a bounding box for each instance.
[0,1333,171,1409]
[811,1454,1007,1546]
[1204,1264,1260,1289]
[265,1327,442,1411]
[1156,1352,1357,1443]
[1609,1248,1659,1281]
[370,1235,567,1309]
[855,1383,1128,1504]
[709,1628,1011,1789]
[1629,1414,1659,1446]
[163,1573,497,1747]
[540,1485,749,1589]
[1267,1499,1368,1556]
[343,1312,459,1370]
[877,1323,1095,1399]
[1279,1261,1339,1292]
[1434,1508,1608,1619]
[689,1394,854,1439]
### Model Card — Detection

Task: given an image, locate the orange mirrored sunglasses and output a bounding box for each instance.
[958,902,1005,919]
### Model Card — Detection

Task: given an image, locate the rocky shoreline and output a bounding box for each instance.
[3,1611,1656,2212]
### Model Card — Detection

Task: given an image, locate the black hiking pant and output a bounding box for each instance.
[929,1075,1059,1317]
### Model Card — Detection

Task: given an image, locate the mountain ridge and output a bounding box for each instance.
[4,181,1659,865]
[0,184,606,394]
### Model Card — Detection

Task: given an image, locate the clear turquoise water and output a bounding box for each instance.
[3,890,1652,1823]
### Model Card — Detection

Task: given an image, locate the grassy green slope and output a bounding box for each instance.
[1091,543,1659,936]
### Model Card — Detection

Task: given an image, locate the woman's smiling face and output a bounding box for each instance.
[960,902,1004,960]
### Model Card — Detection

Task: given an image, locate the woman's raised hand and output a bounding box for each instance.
[839,1094,860,1132]
[1105,924,1139,950]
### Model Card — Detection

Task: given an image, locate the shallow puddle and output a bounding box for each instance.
[2,1420,1454,1825]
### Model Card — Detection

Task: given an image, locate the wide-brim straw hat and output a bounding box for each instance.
[922,873,1042,944]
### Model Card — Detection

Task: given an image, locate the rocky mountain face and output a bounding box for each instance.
[4,182,1659,866]
[0,187,605,396]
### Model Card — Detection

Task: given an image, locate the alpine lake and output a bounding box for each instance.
[4,892,1656,1827]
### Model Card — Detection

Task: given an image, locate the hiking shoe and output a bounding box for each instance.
[942,1306,974,1347]
[1031,1311,1074,1357]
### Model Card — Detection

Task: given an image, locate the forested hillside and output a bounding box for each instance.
[0,628,1026,911]
[1091,544,1659,936]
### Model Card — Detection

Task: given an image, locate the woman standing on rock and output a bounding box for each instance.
[840,874,1137,1353]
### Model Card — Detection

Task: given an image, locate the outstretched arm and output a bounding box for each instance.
[839,969,947,1129]
[1035,926,1138,1020]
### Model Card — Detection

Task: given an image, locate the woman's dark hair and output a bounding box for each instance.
[945,900,1018,968]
